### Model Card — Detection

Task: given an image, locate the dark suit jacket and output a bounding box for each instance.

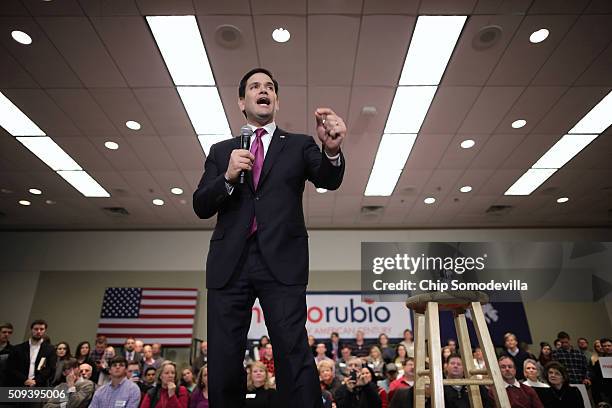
[193,127,345,289]
[6,340,57,387]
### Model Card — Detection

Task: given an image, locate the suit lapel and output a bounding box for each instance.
[258,127,287,189]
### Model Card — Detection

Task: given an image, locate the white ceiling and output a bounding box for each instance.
[0,0,611,230]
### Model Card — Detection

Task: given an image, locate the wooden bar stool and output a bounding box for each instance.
[405,291,511,408]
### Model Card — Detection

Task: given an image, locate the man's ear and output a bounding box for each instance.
[238,97,245,113]
[275,97,280,113]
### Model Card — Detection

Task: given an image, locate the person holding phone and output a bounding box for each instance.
[334,361,382,408]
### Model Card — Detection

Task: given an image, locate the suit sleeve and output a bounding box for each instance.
[303,137,344,190]
[193,144,232,219]
[7,347,27,386]
[67,381,94,408]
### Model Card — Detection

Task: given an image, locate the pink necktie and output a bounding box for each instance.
[249,128,266,235]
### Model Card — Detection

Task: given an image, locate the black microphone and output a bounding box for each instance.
[239,125,252,185]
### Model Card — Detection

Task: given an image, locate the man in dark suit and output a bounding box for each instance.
[6,319,56,387]
[122,337,143,368]
[193,67,346,408]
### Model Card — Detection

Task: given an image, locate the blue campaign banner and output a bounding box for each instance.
[439,302,532,348]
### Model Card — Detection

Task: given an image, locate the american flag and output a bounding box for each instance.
[97,287,198,346]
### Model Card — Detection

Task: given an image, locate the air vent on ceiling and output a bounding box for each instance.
[215,24,242,49]
[361,205,384,216]
[102,207,130,217]
[473,25,503,51]
[485,204,513,216]
[111,188,130,197]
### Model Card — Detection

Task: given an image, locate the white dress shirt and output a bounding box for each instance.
[28,338,42,379]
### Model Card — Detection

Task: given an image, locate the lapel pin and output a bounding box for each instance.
[280,135,285,139]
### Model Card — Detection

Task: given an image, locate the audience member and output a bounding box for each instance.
[315,343,333,365]
[74,341,96,381]
[308,335,317,356]
[446,339,458,354]
[473,347,486,379]
[388,386,420,408]
[89,356,141,408]
[326,332,343,361]
[366,345,385,380]
[143,344,163,372]
[393,344,408,373]
[388,358,414,402]
[192,341,208,374]
[189,365,209,408]
[141,360,189,408]
[90,335,107,363]
[554,339,562,350]
[6,319,57,387]
[245,361,279,408]
[134,340,145,357]
[52,341,72,385]
[43,357,95,408]
[551,331,590,385]
[143,366,157,389]
[500,333,531,381]
[335,360,382,408]
[493,356,543,408]
[336,345,354,380]
[96,346,116,386]
[591,338,612,405]
[577,337,592,363]
[318,359,342,398]
[376,363,398,393]
[539,361,584,407]
[444,355,493,408]
[593,339,603,365]
[79,363,93,381]
[350,330,370,359]
[126,359,149,396]
[377,333,395,363]
[260,343,275,377]
[521,359,549,403]
[400,330,415,358]
[122,337,143,366]
[537,343,552,376]
[180,367,196,393]
[0,322,14,386]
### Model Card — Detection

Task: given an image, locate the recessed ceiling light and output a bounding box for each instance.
[125,120,141,130]
[170,187,183,195]
[460,139,475,149]
[512,119,527,129]
[424,197,436,204]
[316,188,327,193]
[556,197,569,203]
[529,28,549,44]
[45,199,56,205]
[11,31,32,45]
[19,200,31,206]
[152,198,164,206]
[104,141,119,150]
[29,188,42,195]
[272,28,291,43]
[459,185,472,193]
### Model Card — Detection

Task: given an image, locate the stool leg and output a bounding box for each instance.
[426,302,444,408]
[455,312,483,408]
[470,302,511,408]
[413,312,426,408]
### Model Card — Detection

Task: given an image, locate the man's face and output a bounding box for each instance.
[447,340,456,351]
[264,344,273,358]
[602,341,612,356]
[79,364,93,380]
[577,339,588,350]
[341,348,351,360]
[316,343,326,355]
[110,362,127,379]
[127,364,140,379]
[31,324,46,341]
[145,369,156,384]
[560,337,571,351]
[403,360,415,378]
[238,72,279,125]
[331,334,339,342]
[348,359,362,372]
[152,343,162,356]
[446,357,464,379]
[499,358,516,382]
[199,342,207,355]
[404,331,413,342]
[505,336,517,350]
[134,340,144,353]
[356,331,364,342]
[95,342,106,352]
[0,327,13,343]
[124,338,135,351]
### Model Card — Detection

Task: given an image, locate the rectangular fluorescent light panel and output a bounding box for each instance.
[198,134,232,156]
[365,167,404,196]
[16,136,82,171]
[147,16,215,86]
[399,16,467,86]
[178,87,231,135]
[364,134,416,196]
[0,91,45,136]
[568,90,612,134]
[384,86,437,134]
[57,171,110,198]
[532,134,598,169]
[505,168,557,196]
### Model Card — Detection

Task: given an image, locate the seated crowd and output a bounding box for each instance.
[0,321,610,408]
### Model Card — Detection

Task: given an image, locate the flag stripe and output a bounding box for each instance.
[140,296,198,301]
[105,337,193,345]
[140,309,195,315]
[98,333,192,338]
[98,318,194,325]
[142,289,198,297]
[140,302,196,308]
[99,324,194,329]
[97,328,193,334]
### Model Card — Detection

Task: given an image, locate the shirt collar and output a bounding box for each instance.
[29,338,42,347]
[247,122,276,138]
[505,379,521,388]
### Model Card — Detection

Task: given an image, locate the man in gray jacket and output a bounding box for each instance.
[43,358,94,408]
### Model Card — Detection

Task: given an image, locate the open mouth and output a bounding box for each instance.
[256,96,270,106]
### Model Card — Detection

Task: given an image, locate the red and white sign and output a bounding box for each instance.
[600,357,612,379]
[248,292,412,339]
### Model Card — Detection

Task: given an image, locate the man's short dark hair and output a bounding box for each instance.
[62,358,79,372]
[578,337,588,342]
[238,68,278,98]
[447,354,462,364]
[600,338,612,344]
[144,367,157,375]
[0,322,13,330]
[110,356,127,367]
[30,319,47,329]
[557,331,570,340]
[331,332,339,338]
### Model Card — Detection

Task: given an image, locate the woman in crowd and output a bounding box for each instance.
[96,346,115,386]
[245,361,278,408]
[189,365,209,408]
[335,366,382,408]
[140,360,189,408]
[393,344,407,374]
[366,346,385,381]
[521,359,550,402]
[537,342,553,377]
[180,367,196,393]
[52,341,71,385]
[253,336,270,361]
[377,334,395,363]
[539,361,584,407]
[592,339,603,365]
[74,341,97,382]
[319,359,342,397]
[441,346,452,373]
